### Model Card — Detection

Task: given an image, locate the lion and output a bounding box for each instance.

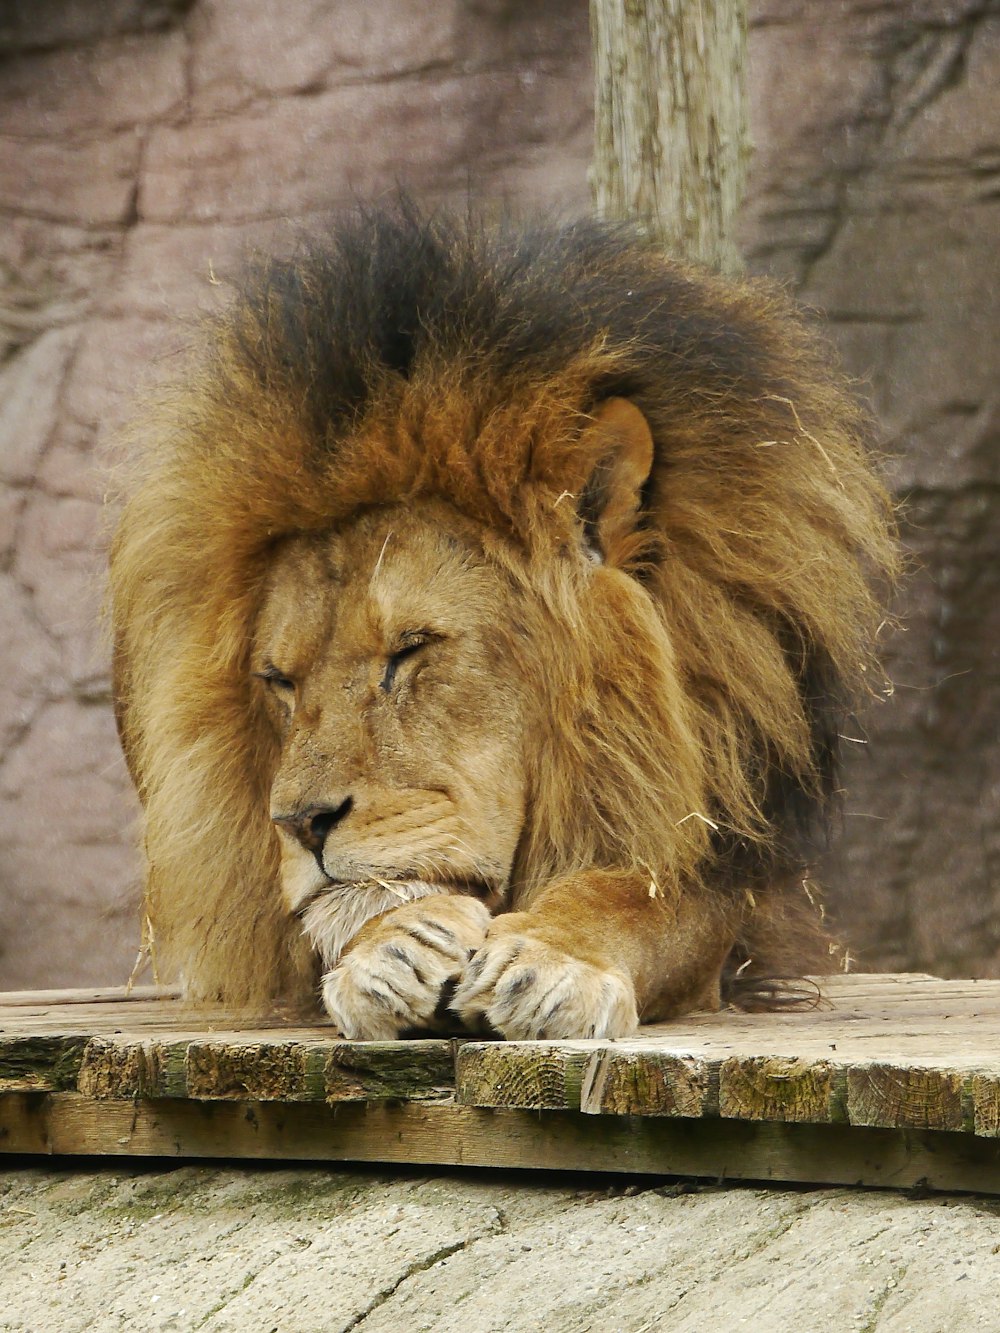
[109,203,896,1041]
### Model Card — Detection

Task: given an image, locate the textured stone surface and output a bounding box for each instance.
[741,1,1000,974]
[1,1164,999,1331]
[0,0,997,988]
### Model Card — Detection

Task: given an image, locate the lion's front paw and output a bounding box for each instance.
[450,914,639,1040]
[321,894,491,1040]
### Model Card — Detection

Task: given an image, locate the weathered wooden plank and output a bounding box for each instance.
[3,977,1000,1146]
[0,1007,310,1037]
[457,1045,1000,1138]
[181,1040,327,1102]
[0,976,995,1047]
[719,1056,846,1125]
[846,1065,969,1133]
[972,1075,1000,1138]
[579,1048,714,1117]
[454,1040,998,1140]
[2,1092,1000,1194]
[623,1026,1000,1071]
[76,1034,456,1104]
[0,1036,89,1092]
[78,1037,221,1100]
[0,985,180,1008]
[455,1043,593,1109]
[2,972,990,1029]
[77,1038,158,1099]
[324,1040,456,1102]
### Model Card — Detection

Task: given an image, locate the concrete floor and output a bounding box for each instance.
[2,1163,999,1331]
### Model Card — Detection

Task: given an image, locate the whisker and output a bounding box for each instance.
[369,531,393,591]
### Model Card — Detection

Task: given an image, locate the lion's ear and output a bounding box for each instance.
[578,397,655,565]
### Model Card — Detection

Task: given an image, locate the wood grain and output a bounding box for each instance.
[2,976,1000,1190]
[719,1056,844,1125]
[846,1065,968,1134]
[2,1092,1000,1195]
[590,0,749,272]
[579,1048,713,1117]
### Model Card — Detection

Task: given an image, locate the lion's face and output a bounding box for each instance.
[110,207,895,1024]
[254,499,530,961]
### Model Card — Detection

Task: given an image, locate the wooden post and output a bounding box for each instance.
[590,0,750,273]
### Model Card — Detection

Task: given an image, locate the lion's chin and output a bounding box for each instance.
[298,877,452,971]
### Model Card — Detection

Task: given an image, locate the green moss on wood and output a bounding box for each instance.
[0,1036,88,1091]
[324,1040,455,1102]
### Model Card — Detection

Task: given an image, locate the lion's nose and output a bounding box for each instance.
[272,798,353,860]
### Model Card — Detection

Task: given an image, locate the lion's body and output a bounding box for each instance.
[110,205,895,1037]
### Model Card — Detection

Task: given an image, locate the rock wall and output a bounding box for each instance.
[743,0,1000,975]
[0,0,996,987]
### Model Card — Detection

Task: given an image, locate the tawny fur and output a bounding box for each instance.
[109,204,896,1013]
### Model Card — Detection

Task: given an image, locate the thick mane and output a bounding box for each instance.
[110,203,896,1006]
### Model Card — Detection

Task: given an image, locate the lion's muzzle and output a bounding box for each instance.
[271,797,354,866]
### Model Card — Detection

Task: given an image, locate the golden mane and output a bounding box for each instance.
[109,205,896,1008]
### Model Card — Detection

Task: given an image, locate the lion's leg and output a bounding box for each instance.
[450,871,732,1040]
[321,893,491,1040]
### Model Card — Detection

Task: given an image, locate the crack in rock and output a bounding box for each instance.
[340,1209,508,1332]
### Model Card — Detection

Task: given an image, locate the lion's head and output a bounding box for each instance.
[257,503,528,962]
[109,204,895,1018]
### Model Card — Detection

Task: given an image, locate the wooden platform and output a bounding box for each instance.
[2,974,998,1194]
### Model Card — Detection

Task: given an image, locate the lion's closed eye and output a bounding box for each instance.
[253,664,296,695]
[380,632,439,694]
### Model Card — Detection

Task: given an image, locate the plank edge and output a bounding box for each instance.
[1,1093,999,1196]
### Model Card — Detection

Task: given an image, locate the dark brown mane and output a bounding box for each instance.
[109,202,896,1007]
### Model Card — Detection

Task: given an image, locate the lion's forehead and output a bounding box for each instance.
[255,540,337,667]
[255,503,507,676]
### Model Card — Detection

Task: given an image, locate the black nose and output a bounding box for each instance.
[273,798,353,862]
